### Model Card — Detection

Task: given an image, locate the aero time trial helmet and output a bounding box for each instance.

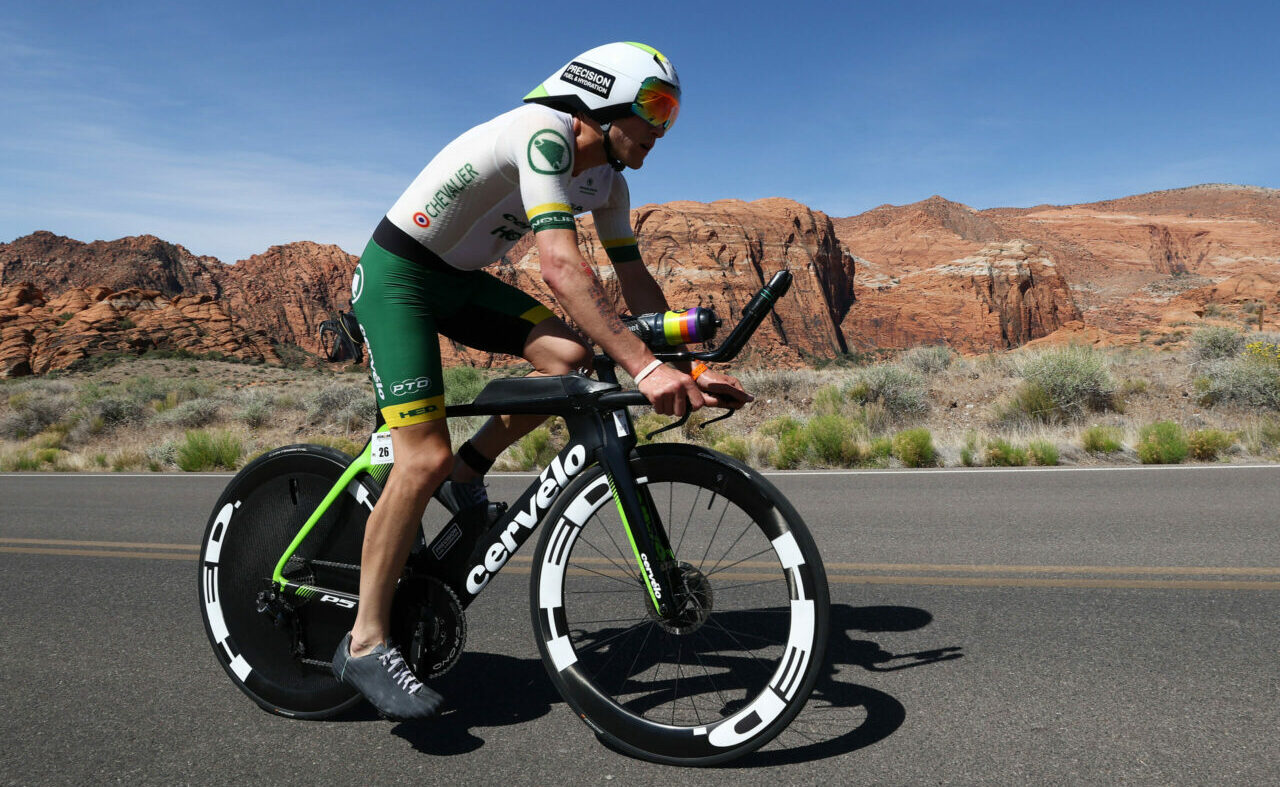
[524,42,681,131]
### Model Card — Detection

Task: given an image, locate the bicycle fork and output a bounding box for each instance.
[596,408,681,620]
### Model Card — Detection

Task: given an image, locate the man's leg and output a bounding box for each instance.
[350,418,454,656]
[450,318,593,482]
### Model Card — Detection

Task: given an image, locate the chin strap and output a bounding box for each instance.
[601,122,626,171]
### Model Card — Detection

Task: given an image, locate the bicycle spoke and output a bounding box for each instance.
[578,522,639,580]
[705,545,775,577]
[574,619,650,657]
[567,560,642,590]
[705,517,757,575]
[620,622,658,697]
[704,616,783,677]
[696,492,731,570]
[709,578,787,594]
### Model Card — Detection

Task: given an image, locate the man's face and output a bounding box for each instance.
[609,115,666,169]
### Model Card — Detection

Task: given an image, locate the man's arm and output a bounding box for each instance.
[535,228,704,416]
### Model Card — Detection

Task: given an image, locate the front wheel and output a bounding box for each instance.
[529,444,830,765]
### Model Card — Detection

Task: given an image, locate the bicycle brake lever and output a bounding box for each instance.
[698,409,735,429]
[644,412,691,440]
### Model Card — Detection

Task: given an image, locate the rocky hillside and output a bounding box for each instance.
[1,184,1277,376]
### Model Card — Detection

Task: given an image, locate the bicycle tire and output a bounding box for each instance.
[529,444,829,765]
[198,444,378,719]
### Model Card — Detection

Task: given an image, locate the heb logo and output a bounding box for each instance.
[560,61,614,98]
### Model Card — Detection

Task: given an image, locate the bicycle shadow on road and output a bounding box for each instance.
[381,604,962,763]
[734,603,963,767]
[384,651,560,755]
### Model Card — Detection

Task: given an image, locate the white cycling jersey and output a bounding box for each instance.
[383,104,640,269]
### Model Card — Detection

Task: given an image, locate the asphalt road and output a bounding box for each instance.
[2,467,1278,785]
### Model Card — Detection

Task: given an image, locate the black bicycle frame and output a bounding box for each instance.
[271,270,794,621]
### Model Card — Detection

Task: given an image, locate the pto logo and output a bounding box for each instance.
[528,129,571,175]
[391,376,432,397]
[413,212,430,228]
[350,264,364,303]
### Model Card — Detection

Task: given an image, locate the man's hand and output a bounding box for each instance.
[693,369,754,410]
[637,364,705,417]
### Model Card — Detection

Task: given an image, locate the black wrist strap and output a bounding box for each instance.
[457,439,494,476]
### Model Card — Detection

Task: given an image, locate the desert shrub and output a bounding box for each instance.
[505,427,559,470]
[805,415,860,466]
[307,434,362,457]
[176,430,243,471]
[307,384,368,424]
[1015,345,1118,420]
[960,433,980,467]
[1187,429,1234,461]
[90,395,146,427]
[1195,358,1280,409]
[1082,426,1123,453]
[157,398,221,428]
[1188,326,1245,364]
[712,435,749,463]
[892,428,936,468]
[985,440,1028,467]
[868,436,893,461]
[235,389,276,428]
[1242,336,1280,366]
[443,365,488,406]
[145,439,180,469]
[811,385,844,416]
[1136,421,1188,464]
[770,426,809,470]
[0,393,76,440]
[992,380,1058,424]
[898,345,955,375]
[843,364,929,418]
[737,369,826,402]
[334,398,377,432]
[1027,440,1060,466]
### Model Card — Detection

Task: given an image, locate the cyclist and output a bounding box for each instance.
[333,42,753,720]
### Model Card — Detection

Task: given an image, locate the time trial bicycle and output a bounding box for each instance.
[197,270,830,765]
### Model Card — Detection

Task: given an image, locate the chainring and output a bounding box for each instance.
[390,575,467,679]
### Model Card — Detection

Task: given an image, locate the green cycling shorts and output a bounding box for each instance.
[351,220,553,428]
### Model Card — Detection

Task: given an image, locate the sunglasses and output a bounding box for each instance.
[632,77,681,130]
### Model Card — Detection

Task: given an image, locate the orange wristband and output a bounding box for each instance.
[690,362,709,381]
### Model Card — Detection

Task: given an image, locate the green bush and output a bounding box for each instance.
[1027,440,1060,466]
[811,385,844,416]
[892,428,936,468]
[843,364,929,418]
[993,381,1058,424]
[806,415,860,466]
[506,427,559,470]
[1082,426,1123,453]
[712,435,750,463]
[868,436,893,460]
[307,384,368,424]
[444,365,488,405]
[985,440,1028,467]
[1136,421,1188,464]
[771,428,809,470]
[1188,326,1245,364]
[1187,429,1234,461]
[176,430,243,471]
[960,433,980,467]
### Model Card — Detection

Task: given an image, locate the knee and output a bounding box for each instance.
[539,341,594,376]
[389,437,454,496]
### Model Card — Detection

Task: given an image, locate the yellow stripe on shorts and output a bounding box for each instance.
[381,395,446,427]
[520,304,554,325]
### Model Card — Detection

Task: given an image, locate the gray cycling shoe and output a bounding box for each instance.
[332,633,442,721]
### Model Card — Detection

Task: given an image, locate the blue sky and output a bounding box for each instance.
[3,0,1276,263]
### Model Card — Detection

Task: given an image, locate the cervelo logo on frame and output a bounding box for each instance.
[560,61,615,98]
[466,444,588,594]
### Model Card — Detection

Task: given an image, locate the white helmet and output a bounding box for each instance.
[524,42,681,130]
